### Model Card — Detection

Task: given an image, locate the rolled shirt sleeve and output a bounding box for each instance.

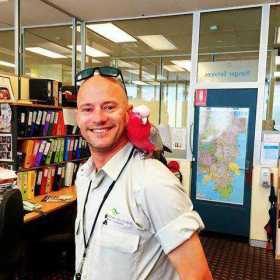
[139,159,204,255]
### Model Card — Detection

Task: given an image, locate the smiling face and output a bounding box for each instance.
[77,75,131,158]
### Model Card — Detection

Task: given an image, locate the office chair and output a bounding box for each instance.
[29,203,76,279]
[0,188,24,280]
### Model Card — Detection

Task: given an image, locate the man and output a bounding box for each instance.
[75,67,213,280]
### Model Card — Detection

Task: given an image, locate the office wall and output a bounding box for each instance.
[250,166,279,242]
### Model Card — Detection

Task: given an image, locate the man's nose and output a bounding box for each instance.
[92,108,107,123]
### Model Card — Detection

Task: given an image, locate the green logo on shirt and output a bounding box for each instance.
[110,208,119,216]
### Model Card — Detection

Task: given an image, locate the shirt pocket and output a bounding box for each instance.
[97,226,139,253]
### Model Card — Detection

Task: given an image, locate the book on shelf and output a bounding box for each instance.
[19,136,89,169]
[17,107,66,137]
[17,161,82,198]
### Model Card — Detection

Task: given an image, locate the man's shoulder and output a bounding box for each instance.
[130,152,179,188]
[131,152,170,174]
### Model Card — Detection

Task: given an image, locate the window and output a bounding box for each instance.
[198,8,261,83]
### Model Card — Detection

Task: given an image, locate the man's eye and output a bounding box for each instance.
[82,107,92,112]
[103,105,115,111]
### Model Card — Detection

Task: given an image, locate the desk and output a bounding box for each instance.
[24,186,76,224]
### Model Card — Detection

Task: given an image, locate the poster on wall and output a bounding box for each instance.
[0,133,13,161]
[0,76,14,101]
[196,107,249,205]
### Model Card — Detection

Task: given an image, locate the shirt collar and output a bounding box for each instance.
[102,142,134,181]
[79,142,134,181]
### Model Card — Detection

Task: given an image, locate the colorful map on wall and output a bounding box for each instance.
[196,107,249,205]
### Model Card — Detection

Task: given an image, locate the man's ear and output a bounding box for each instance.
[125,103,133,124]
[128,103,133,112]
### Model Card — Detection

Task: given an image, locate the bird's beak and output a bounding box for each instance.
[142,117,148,124]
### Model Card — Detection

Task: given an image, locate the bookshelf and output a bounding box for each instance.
[0,101,90,200]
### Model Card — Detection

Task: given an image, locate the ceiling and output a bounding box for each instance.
[0,0,278,28]
[0,0,279,82]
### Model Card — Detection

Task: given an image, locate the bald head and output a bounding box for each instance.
[77,75,127,107]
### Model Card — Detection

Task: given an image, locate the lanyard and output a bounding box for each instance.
[75,147,135,280]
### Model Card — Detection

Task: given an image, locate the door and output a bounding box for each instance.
[191,88,257,237]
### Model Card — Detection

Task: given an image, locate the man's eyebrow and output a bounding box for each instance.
[78,103,94,108]
[102,101,118,105]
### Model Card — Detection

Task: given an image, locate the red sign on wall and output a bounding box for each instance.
[195,89,207,106]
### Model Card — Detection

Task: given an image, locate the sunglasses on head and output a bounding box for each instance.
[75,66,127,95]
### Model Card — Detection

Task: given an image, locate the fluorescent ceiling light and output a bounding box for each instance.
[138,35,177,51]
[171,60,192,72]
[68,45,109,57]
[92,58,101,63]
[0,0,8,2]
[87,23,136,43]
[274,72,280,78]
[149,81,160,86]
[117,60,138,69]
[132,81,148,86]
[163,65,185,72]
[275,56,280,65]
[126,69,139,75]
[0,60,15,68]
[26,47,66,58]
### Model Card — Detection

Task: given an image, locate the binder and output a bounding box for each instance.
[59,139,65,162]
[54,139,61,163]
[27,170,36,200]
[42,140,52,165]
[51,111,59,135]
[22,140,35,169]
[34,110,43,135]
[25,111,33,137]
[47,111,56,135]
[19,172,28,200]
[57,111,66,135]
[31,140,41,167]
[76,138,81,159]
[43,111,51,136]
[51,139,58,163]
[45,140,54,165]
[73,138,79,159]
[53,166,61,191]
[60,166,65,189]
[34,170,43,196]
[45,166,55,193]
[64,137,70,161]
[40,111,47,135]
[40,167,49,195]
[34,140,46,167]
[18,108,26,137]
[30,110,38,136]
[64,162,75,187]
[68,137,74,160]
